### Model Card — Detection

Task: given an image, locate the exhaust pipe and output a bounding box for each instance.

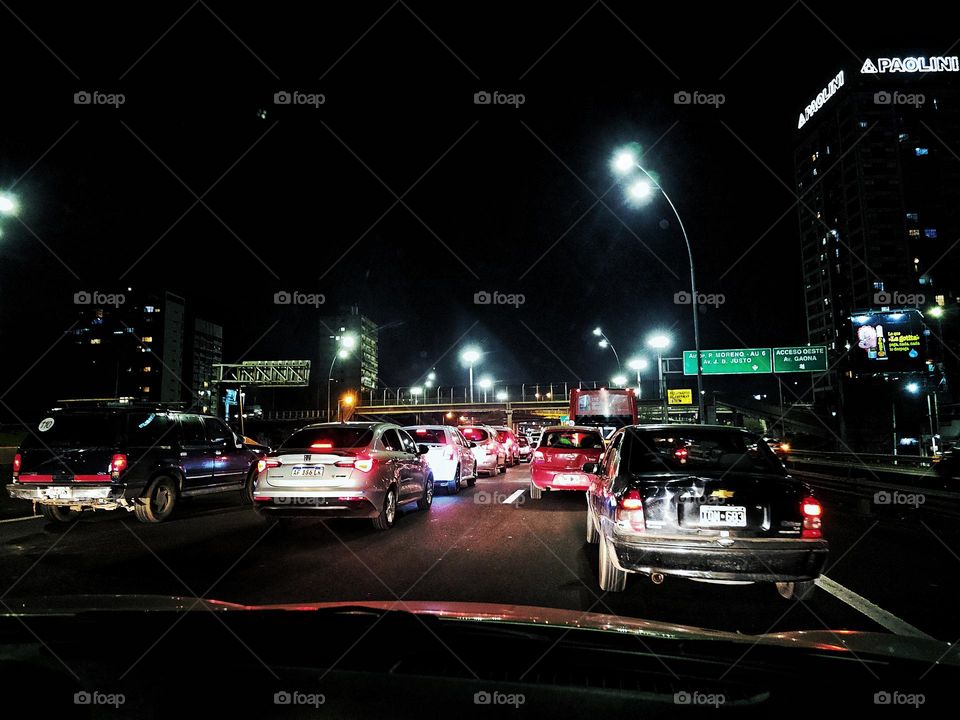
[650,572,665,585]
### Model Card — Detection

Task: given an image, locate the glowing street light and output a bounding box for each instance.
[461,347,481,402]
[646,333,672,419]
[592,327,621,370]
[627,178,652,201]
[478,376,493,402]
[627,357,649,398]
[495,390,508,401]
[611,374,628,388]
[0,193,19,216]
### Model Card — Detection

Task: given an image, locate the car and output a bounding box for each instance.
[460,425,506,476]
[252,421,434,530]
[403,424,478,493]
[7,401,264,523]
[516,436,532,462]
[529,426,606,499]
[584,424,828,599]
[493,426,520,465]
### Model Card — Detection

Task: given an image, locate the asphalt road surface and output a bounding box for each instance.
[1,463,958,641]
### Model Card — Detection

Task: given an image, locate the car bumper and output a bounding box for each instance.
[426,459,459,483]
[473,454,499,472]
[607,531,829,582]
[530,468,591,491]
[253,490,381,519]
[7,482,129,509]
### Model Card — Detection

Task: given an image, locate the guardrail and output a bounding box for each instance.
[787,449,936,473]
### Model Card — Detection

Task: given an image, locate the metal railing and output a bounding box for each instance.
[357,382,609,407]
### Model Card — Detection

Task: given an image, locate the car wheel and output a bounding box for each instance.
[134,476,178,523]
[240,468,257,504]
[372,487,397,531]
[585,508,599,544]
[40,505,79,523]
[417,477,434,511]
[529,482,542,500]
[450,465,462,494]
[598,536,627,592]
[776,580,815,600]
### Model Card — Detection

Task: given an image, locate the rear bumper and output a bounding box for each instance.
[253,490,381,519]
[608,531,829,582]
[473,453,499,472]
[530,467,591,491]
[426,459,459,483]
[7,482,129,508]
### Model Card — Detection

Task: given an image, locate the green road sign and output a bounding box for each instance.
[773,345,828,373]
[684,348,772,375]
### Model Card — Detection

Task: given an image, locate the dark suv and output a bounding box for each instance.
[7,402,267,523]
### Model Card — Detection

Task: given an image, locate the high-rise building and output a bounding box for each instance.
[190,318,224,414]
[794,54,960,404]
[318,306,379,415]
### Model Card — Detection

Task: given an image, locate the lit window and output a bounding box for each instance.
[142,387,150,393]
[899,133,909,142]
[859,120,868,129]
[924,228,938,239]
[142,367,151,373]
[142,336,153,343]
[90,338,101,345]
[936,295,945,306]
[909,229,920,237]
[906,212,918,221]
[915,147,929,156]
[144,306,155,313]
[812,168,818,176]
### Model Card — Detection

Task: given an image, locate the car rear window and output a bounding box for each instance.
[406,428,447,444]
[126,413,176,445]
[541,430,604,449]
[21,412,122,448]
[623,429,784,475]
[495,431,512,443]
[461,427,489,442]
[281,427,374,450]
[518,437,528,446]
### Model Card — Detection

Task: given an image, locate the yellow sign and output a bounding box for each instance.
[667,389,693,405]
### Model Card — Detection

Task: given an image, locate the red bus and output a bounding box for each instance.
[568,388,638,428]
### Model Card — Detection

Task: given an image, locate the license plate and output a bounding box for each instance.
[291,467,324,478]
[42,486,71,499]
[699,505,746,527]
[552,474,581,485]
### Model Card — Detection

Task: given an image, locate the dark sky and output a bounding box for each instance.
[1,1,956,415]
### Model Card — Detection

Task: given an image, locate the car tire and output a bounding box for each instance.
[529,482,542,500]
[372,487,397,531]
[585,508,599,544]
[450,465,461,494]
[40,505,79,523]
[498,458,507,474]
[417,477,434,512]
[776,580,815,601]
[134,476,178,523]
[599,536,628,592]
[240,468,257,505]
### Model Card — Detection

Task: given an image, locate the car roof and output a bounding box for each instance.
[302,421,382,430]
[402,425,451,431]
[541,425,606,433]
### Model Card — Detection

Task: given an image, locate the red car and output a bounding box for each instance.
[529,426,606,499]
[493,426,520,466]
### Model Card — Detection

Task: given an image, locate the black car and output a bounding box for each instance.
[584,425,828,599]
[7,401,267,523]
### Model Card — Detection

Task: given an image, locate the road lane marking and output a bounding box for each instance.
[502,489,526,505]
[0,515,41,523]
[816,574,933,639]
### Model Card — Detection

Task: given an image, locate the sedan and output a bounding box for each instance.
[461,425,506,476]
[529,426,605,499]
[403,424,478,493]
[516,436,532,462]
[584,425,828,599]
[252,422,434,530]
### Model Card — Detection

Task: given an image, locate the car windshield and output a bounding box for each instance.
[280,427,374,450]
[406,428,446,444]
[623,428,785,475]
[541,430,604,449]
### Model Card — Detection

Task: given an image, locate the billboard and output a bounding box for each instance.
[851,310,926,373]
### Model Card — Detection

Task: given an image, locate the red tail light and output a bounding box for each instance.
[533,451,544,462]
[310,442,333,449]
[110,453,127,474]
[12,453,21,474]
[336,456,376,473]
[257,458,281,473]
[616,489,645,532]
[674,447,689,463]
[801,496,822,538]
[415,429,428,435]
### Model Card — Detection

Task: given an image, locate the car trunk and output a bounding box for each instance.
[264,449,366,488]
[17,447,117,483]
[539,446,602,471]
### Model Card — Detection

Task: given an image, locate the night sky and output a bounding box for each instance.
[1,1,955,417]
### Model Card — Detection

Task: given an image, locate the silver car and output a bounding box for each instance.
[252,422,434,530]
[460,425,506,477]
[402,425,478,493]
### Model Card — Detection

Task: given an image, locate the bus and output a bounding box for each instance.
[568,388,638,429]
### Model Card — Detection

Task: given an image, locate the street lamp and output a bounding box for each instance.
[0,193,19,216]
[627,357,649,399]
[410,386,424,404]
[327,333,356,420]
[611,374,627,388]
[646,333,672,421]
[461,347,481,402]
[592,327,621,370]
[338,393,355,422]
[613,145,705,424]
[496,390,508,401]
[478,376,493,402]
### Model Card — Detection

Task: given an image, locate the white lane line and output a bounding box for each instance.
[816,574,933,639]
[0,515,41,524]
[502,488,526,505]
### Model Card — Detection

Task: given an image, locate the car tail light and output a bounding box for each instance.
[415,429,428,435]
[12,453,21,474]
[533,451,544,462]
[310,442,333,449]
[616,489,645,532]
[801,496,822,538]
[257,458,281,473]
[337,456,375,472]
[253,496,272,502]
[674,447,689,463]
[110,453,127,474]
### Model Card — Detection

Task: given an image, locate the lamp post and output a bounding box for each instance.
[461,348,481,403]
[627,357,648,400]
[613,146,705,424]
[327,333,356,420]
[647,333,671,421]
[593,327,621,371]
[478,376,493,403]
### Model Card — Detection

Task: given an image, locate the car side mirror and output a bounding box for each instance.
[582,462,599,474]
[468,441,477,448]
[417,444,430,456]
[234,435,245,448]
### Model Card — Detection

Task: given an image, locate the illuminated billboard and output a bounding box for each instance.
[850,310,927,374]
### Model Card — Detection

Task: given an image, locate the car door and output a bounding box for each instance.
[178,414,216,488]
[204,417,249,487]
[378,428,406,497]
[591,431,623,525]
[397,429,425,500]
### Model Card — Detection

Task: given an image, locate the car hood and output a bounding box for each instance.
[3,595,956,665]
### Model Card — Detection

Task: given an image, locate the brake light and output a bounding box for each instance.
[415,429,428,435]
[780,443,791,453]
[533,451,544,462]
[311,442,333,449]
[110,453,127,474]
[353,456,375,473]
[801,496,822,538]
[257,458,281,473]
[12,453,21,474]
[620,488,644,510]
[674,447,689,463]
[616,489,645,531]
